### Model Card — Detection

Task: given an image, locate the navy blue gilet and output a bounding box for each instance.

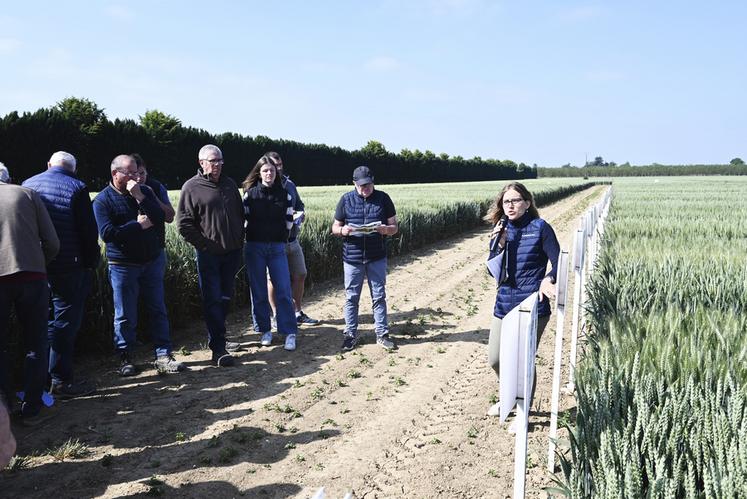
[493,213,555,318]
[22,167,87,273]
[340,190,389,264]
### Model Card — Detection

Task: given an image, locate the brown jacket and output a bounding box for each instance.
[176,171,244,254]
[0,182,60,276]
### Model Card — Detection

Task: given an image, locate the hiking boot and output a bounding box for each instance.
[260,331,273,346]
[154,354,187,374]
[212,351,235,367]
[376,335,396,351]
[296,311,320,326]
[270,315,277,331]
[225,341,241,352]
[118,352,138,377]
[341,335,358,352]
[284,334,297,351]
[50,380,96,400]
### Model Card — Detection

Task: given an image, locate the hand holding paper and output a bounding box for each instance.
[348,221,382,235]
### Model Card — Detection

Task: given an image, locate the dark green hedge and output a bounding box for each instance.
[0,100,535,188]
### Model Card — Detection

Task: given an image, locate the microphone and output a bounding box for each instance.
[489,215,509,251]
[495,215,509,237]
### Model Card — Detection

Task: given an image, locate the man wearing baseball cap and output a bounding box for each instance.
[331,166,398,351]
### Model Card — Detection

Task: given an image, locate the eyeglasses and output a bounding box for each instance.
[201,158,224,165]
[502,197,525,207]
[116,169,139,178]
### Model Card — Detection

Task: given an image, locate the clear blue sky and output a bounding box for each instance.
[1,1,744,166]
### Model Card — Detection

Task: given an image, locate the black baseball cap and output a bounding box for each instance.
[353,166,374,185]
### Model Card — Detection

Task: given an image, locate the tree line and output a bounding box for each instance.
[539,159,746,177]
[0,97,535,188]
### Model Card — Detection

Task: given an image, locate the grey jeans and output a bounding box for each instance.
[343,258,389,338]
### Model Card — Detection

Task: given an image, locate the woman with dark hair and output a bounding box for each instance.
[484,182,559,417]
[242,156,298,351]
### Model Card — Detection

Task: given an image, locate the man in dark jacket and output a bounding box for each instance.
[177,145,245,366]
[0,162,60,422]
[332,166,398,352]
[93,155,185,376]
[22,151,100,398]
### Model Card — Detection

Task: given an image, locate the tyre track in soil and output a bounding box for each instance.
[3,186,603,499]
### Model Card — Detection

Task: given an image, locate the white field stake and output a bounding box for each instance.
[581,209,594,335]
[498,292,538,499]
[584,210,593,271]
[567,227,586,390]
[548,250,569,472]
[515,300,538,499]
[592,187,612,266]
[587,208,597,273]
[597,188,612,241]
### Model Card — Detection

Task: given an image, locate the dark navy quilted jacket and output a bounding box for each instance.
[22,167,100,273]
[338,190,393,264]
[492,212,560,318]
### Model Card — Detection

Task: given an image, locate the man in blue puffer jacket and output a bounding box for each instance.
[332,166,398,352]
[23,151,100,399]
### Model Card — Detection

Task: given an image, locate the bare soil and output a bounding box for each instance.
[2,187,602,499]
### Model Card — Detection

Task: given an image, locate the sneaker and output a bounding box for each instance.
[296,311,320,326]
[118,352,138,377]
[260,331,273,346]
[284,334,297,351]
[271,315,277,331]
[376,335,396,351]
[212,352,235,367]
[50,380,96,400]
[225,341,241,352]
[154,354,187,374]
[341,335,358,352]
[487,402,501,417]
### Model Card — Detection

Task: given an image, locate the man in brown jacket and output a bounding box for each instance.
[0,162,60,423]
[177,145,245,367]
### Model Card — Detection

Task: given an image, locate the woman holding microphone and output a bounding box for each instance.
[484,182,559,417]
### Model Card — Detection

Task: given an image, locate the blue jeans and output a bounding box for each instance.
[244,242,297,336]
[0,279,49,414]
[196,248,241,354]
[343,258,389,338]
[48,269,92,385]
[109,251,171,357]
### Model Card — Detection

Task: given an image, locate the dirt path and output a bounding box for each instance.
[3,187,603,498]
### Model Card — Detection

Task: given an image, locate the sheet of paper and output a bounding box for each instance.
[348,221,382,235]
